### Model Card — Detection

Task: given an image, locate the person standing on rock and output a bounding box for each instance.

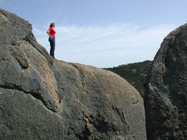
[47,22,56,58]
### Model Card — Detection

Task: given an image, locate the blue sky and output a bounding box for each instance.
[1,0,187,67]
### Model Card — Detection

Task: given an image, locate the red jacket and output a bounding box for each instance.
[48,27,56,38]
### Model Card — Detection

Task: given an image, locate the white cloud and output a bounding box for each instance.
[33,23,178,68]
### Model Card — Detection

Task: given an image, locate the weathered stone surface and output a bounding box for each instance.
[144,24,187,140]
[0,9,146,140]
[52,62,146,140]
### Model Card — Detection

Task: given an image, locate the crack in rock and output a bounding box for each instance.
[0,84,58,113]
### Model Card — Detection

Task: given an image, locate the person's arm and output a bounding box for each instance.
[47,29,52,38]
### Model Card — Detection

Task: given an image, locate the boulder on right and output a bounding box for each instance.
[144,24,187,140]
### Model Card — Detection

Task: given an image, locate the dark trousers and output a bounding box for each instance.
[49,37,55,58]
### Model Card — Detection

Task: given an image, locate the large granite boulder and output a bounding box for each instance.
[144,24,187,140]
[0,9,146,140]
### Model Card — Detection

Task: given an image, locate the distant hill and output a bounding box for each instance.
[105,60,152,97]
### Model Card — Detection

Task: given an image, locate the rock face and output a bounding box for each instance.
[144,24,187,140]
[0,9,146,140]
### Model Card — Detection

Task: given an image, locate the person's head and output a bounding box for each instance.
[50,22,55,28]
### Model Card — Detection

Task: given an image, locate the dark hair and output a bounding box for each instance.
[50,22,55,27]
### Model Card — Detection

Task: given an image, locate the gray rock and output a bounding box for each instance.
[144,24,187,140]
[0,9,146,140]
[52,62,146,140]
